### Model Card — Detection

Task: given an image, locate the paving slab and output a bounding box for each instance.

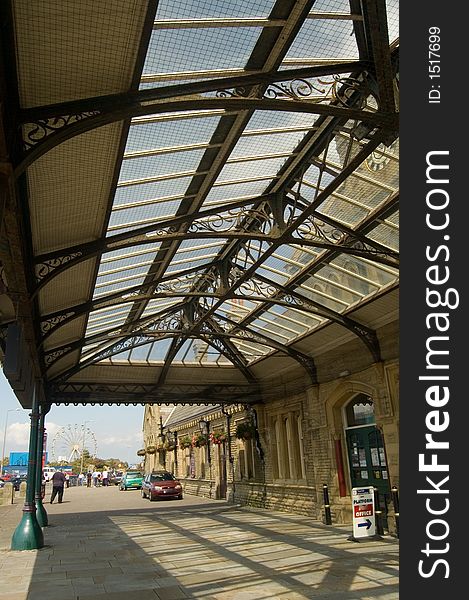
[0,485,398,599]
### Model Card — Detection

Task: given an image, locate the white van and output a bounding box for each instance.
[43,467,56,481]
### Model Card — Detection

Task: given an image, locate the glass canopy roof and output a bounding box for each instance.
[6,0,399,402]
[76,0,399,373]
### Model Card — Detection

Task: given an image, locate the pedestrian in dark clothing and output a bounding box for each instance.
[50,470,66,503]
[87,471,92,487]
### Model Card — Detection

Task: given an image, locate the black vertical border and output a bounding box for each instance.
[400,1,467,596]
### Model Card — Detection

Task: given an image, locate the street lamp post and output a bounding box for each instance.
[1,408,21,478]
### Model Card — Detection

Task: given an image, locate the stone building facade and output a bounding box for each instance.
[141,314,399,531]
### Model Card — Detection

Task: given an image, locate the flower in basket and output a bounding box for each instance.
[146,445,156,454]
[235,422,256,440]
[210,431,227,445]
[136,449,146,457]
[192,433,209,448]
[179,435,192,449]
[163,440,176,452]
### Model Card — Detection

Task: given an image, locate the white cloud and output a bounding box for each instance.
[100,431,142,446]
[6,421,62,450]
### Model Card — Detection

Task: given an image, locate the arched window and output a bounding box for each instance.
[345,393,375,427]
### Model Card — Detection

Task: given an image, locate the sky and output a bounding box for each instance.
[0,370,144,465]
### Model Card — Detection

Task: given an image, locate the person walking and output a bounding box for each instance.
[102,469,108,487]
[78,472,84,486]
[86,471,92,487]
[50,469,67,504]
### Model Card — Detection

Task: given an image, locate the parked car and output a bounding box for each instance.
[109,471,124,485]
[119,470,143,491]
[141,471,183,501]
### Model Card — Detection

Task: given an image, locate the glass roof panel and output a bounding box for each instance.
[311,0,352,12]
[156,0,276,20]
[127,113,222,153]
[140,299,182,320]
[330,254,398,287]
[120,148,207,182]
[233,130,308,157]
[246,111,318,132]
[113,176,192,209]
[145,338,174,362]
[203,180,271,205]
[108,198,182,231]
[268,303,325,329]
[283,16,359,65]
[216,156,286,183]
[143,26,263,76]
[296,279,351,312]
[93,276,147,299]
[364,221,399,253]
[386,0,399,43]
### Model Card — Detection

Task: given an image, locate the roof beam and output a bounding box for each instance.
[47,382,260,406]
[164,132,388,362]
[16,96,395,178]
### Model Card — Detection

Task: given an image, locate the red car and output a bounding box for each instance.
[141,471,183,501]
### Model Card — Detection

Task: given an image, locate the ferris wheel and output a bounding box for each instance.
[50,424,98,463]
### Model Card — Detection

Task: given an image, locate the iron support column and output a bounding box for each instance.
[11,383,44,550]
[35,405,50,527]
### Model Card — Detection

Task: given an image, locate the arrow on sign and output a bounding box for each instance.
[358,519,372,529]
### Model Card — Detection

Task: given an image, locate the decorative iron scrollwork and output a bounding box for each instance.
[35,252,83,281]
[157,269,219,295]
[264,79,331,101]
[44,347,73,366]
[216,86,258,99]
[238,277,279,299]
[216,78,336,102]
[296,217,345,245]
[188,205,273,236]
[331,75,374,109]
[23,112,100,150]
[41,312,76,334]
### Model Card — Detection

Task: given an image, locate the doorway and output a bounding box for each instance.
[344,394,390,500]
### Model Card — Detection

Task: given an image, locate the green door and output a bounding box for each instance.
[346,426,390,498]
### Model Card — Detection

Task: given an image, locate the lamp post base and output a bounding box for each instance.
[11,507,44,551]
[36,496,48,528]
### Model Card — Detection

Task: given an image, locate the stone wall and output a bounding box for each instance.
[0,482,14,505]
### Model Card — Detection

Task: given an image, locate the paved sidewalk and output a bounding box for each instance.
[0,486,398,600]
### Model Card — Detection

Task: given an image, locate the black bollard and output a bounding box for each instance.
[373,487,384,535]
[323,484,332,525]
[391,486,399,538]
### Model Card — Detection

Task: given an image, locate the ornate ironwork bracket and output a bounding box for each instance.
[35,252,83,283]
[22,112,101,151]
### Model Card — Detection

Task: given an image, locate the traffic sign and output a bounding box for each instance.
[352,486,376,539]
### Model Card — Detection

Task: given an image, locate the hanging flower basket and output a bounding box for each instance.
[136,449,146,457]
[192,433,209,448]
[146,445,156,454]
[235,422,256,440]
[179,435,192,450]
[164,440,176,452]
[210,431,227,445]
[156,444,166,453]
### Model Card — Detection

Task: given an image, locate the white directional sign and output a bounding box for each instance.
[352,486,376,539]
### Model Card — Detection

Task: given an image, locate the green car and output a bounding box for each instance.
[119,471,143,491]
